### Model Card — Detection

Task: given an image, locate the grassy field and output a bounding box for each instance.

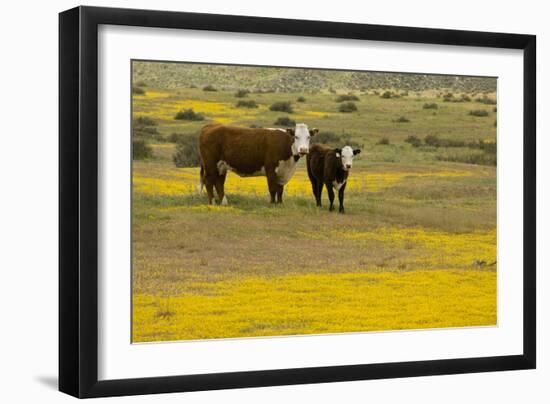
[131,67,497,342]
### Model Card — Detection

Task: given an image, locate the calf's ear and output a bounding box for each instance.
[309,128,319,136]
[286,128,295,137]
[334,148,342,156]
[353,149,361,155]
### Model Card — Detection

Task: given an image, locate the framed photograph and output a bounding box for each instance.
[59,6,536,398]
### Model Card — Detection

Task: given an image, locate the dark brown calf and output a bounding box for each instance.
[306,144,361,213]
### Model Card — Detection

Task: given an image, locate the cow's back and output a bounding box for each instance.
[199,124,288,175]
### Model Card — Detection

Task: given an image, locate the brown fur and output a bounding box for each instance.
[199,124,296,204]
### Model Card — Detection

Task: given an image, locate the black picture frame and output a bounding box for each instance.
[59,6,536,398]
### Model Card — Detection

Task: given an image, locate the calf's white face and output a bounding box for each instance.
[337,146,361,171]
[287,123,318,155]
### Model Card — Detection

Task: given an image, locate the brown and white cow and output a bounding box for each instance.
[306,144,361,213]
[198,123,318,204]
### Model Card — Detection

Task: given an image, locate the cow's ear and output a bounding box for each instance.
[334,148,341,157]
[309,128,319,136]
[286,128,295,137]
[353,149,361,155]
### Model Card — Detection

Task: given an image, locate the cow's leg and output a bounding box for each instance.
[276,184,284,204]
[338,182,347,214]
[214,174,227,205]
[266,169,278,204]
[205,181,215,205]
[325,181,335,211]
[315,180,323,207]
[202,157,220,205]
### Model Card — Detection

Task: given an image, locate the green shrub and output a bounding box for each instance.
[311,131,361,149]
[436,149,496,166]
[336,94,359,102]
[339,102,358,112]
[235,100,258,108]
[395,116,410,123]
[312,131,341,145]
[175,108,205,121]
[377,137,390,145]
[234,89,250,98]
[274,116,296,126]
[168,132,191,143]
[405,135,421,147]
[296,96,306,102]
[476,96,497,105]
[173,136,201,167]
[424,134,440,147]
[424,135,466,148]
[469,109,489,117]
[203,85,217,92]
[132,86,145,95]
[442,92,454,102]
[423,103,438,109]
[133,116,157,127]
[133,139,152,160]
[269,101,293,113]
[135,80,147,87]
[380,91,393,99]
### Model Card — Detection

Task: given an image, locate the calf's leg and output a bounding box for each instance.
[276,184,284,204]
[325,182,335,211]
[338,183,347,213]
[315,180,323,207]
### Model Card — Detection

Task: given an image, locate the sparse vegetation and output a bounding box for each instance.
[132,139,152,160]
[234,89,250,98]
[423,103,438,109]
[202,84,217,92]
[469,109,489,117]
[296,96,306,102]
[339,102,358,112]
[336,94,359,102]
[134,116,157,127]
[476,96,497,105]
[377,137,390,145]
[173,135,200,167]
[405,135,422,147]
[381,91,400,99]
[395,116,410,123]
[274,116,296,126]
[269,101,293,113]
[235,100,258,108]
[174,108,205,121]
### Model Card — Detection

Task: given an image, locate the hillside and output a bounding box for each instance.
[132,61,497,93]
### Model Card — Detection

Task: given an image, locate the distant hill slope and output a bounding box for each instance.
[133,61,496,93]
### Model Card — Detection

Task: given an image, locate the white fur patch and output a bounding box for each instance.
[275,155,298,185]
[333,180,346,190]
[217,160,230,175]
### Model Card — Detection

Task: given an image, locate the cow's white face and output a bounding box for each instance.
[337,146,361,171]
[287,123,318,155]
